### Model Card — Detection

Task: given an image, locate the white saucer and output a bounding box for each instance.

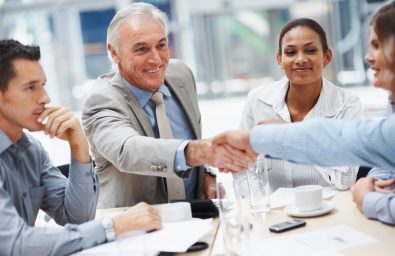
[284,200,335,217]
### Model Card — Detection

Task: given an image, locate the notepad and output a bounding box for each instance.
[74,218,213,255]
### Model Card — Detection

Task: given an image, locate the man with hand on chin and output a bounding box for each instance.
[0,39,161,256]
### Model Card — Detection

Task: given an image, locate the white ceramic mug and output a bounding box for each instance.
[294,185,323,212]
[159,202,192,222]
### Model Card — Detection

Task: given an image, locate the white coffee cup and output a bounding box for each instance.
[159,202,192,222]
[294,185,323,212]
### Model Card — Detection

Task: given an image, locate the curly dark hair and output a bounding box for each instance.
[0,39,40,91]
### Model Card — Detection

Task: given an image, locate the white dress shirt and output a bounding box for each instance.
[234,78,363,194]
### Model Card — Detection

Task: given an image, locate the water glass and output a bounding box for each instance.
[246,157,271,214]
[216,182,250,256]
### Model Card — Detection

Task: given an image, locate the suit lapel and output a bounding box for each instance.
[111,72,155,137]
[165,74,201,139]
[110,66,200,139]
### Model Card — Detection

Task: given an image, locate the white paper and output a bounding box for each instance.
[294,225,377,251]
[247,225,376,256]
[270,187,338,208]
[247,237,342,256]
[75,218,212,255]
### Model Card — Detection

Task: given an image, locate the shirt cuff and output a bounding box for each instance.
[77,219,107,249]
[362,192,384,219]
[174,140,191,172]
[68,160,95,184]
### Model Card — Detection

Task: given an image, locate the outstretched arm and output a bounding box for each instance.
[211,116,395,173]
[250,117,395,170]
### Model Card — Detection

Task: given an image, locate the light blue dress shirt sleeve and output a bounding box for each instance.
[363,192,395,225]
[175,140,192,171]
[362,167,395,225]
[39,149,98,225]
[368,167,395,181]
[62,160,98,223]
[250,116,395,170]
[361,98,395,224]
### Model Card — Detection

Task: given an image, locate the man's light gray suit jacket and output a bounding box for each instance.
[82,59,203,208]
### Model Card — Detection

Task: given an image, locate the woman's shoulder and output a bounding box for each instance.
[247,79,287,99]
[322,78,360,103]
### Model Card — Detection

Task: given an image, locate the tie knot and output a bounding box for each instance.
[151,91,164,106]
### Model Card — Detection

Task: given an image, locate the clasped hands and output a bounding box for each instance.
[186,130,257,173]
[352,176,395,210]
[185,119,283,172]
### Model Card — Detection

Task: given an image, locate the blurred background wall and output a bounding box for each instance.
[0,0,390,109]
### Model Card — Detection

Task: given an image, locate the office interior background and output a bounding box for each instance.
[0,0,391,165]
[0,0,390,106]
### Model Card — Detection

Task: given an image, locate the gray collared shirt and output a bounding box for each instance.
[0,130,105,255]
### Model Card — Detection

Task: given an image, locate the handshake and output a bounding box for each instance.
[185,130,257,173]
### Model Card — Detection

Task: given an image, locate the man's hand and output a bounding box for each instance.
[200,173,217,199]
[211,130,257,172]
[37,107,90,163]
[112,202,162,236]
[185,133,256,172]
[351,177,376,211]
[212,130,256,158]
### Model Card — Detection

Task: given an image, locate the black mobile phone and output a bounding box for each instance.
[269,219,306,233]
[186,242,209,252]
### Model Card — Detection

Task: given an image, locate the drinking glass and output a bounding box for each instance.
[216,181,250,256]
[246,156,271,214]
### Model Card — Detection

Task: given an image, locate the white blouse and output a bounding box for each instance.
[234,78,363,194]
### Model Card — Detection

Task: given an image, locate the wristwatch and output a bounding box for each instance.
[102,217,116,242]
[204,166,217,178]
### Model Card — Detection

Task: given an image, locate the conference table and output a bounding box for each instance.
[97,191,394,255]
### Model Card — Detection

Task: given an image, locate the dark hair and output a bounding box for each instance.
[278,18,329,54]
[0,39,40,91]
[370,1,395,44]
